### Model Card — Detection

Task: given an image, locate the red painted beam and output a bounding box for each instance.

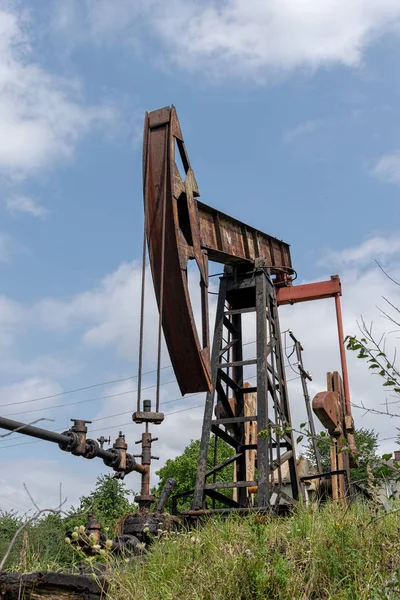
[276,275,341,306]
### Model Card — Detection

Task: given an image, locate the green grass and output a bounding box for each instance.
[103,501,400,600]
[2,502,400,599]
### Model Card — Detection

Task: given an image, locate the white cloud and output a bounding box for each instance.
[0,376,63,418]
[5,194,47,217]
[53,0,400,79]
[321,235,400,267]
[156,0,400,77]
[34,262,158,361]
[0,458,95,513]
[372,151,400,185]
[283,120,321,144]
[34,260,215,369]
[0,5,115,178]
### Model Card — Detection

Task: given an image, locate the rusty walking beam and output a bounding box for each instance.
[196,200,292,271]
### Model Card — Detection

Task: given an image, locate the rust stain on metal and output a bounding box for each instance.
[197,201,292,269]
[312,390,341,432]
[276,275,341,306]
[0,573,106,600]
[143,105,293,395]
[143,106,212,395]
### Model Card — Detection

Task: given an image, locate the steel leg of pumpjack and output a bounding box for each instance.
[191,267,300,511]
[192,277,227,511]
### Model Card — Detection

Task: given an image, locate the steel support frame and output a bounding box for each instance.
[276,275,352,419]
[191,265,300,511]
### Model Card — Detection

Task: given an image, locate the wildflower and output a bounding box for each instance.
[99,549,106,557]
[78,525,86,534]
[89,533,97,544]
[71,531,79,541]
[190,536,200,544]
[124,558,130,563]
[244,549,253,558]
[136,542,146,552]
[93,544,101,551]
[74,526,79,533]
[64,537,71,544]
[143,526,150,534]
[105,539,113,550]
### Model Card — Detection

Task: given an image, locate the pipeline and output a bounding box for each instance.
[0,416,145,477]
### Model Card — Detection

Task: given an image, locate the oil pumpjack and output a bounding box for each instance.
[142,106,357,513]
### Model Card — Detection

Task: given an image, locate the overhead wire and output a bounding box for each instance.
[284,330,300,376]
[0,366,173,410]
[0,340,295,423]
[0,347,296,422]
[0,337,292,411]
[0,374,301,451]
[2,378,178,420]
[0,354,299,444]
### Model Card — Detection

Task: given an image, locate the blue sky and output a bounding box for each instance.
[2,0,400,512]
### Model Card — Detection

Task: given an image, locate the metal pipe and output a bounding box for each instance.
[0,416,145,475]
[334,294,351,415]
[0,416,70,445]
[97,447,115,461]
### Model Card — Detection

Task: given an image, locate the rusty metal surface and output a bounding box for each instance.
[312,390,341,432]
[143,106,212,395]
[0,416,146,477]
[197,201,292,270]
[312,371,354,501]
[122,513,178,543]
[334,293,352,417]
[143,105,293,395]
[276,275,341,306]
[0,572,107,600]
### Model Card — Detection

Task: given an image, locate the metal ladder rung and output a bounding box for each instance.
[225,307,255,315]
[212,415,257,425]
[218,358,257,369]
[204,481,257,490]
